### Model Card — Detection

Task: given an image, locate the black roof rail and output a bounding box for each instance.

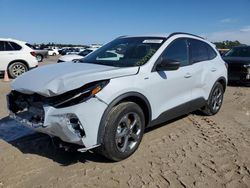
[168,32,204,39]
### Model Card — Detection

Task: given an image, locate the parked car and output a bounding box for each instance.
[0,38,38,78]
[223,46,250,84]
[25,43,48,62]
[48,49,59,56]
[57,48,97,63]
[7,33,227,161]
[60,48,81,55]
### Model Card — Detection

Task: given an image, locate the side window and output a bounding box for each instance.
[9,42,22,50]
[207,45,217,60]
[162,38,189,66]
[190,39,209,63]
[0,41,4,51]
[5,42,14,51]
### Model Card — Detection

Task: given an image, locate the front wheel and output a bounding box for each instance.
[100,102,145,161]
[201,82,224,116]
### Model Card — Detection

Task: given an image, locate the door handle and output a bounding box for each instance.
[211,68,217,72]
[8,53,14,55]
[184,73,192,78]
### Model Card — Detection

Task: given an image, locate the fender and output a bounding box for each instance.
[97,92,152,144]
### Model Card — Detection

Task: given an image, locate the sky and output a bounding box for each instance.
[0,0,250,45]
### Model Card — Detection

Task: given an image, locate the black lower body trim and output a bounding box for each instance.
[149,98,206,127]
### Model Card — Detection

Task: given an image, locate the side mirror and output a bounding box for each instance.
[156,58,180,71]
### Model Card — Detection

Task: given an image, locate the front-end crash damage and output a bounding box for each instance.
[7,80,109,148]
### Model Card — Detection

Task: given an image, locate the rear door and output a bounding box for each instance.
[188,39,218,102]
[0,41,23,71]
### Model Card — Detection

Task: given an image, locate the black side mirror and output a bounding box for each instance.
[156,58,180,71]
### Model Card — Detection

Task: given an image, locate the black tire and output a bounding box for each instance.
[99,102,145,161]
[36,54,43,62]
[53,53,56,56]
[201,82,224,116]
[8,62,28,78]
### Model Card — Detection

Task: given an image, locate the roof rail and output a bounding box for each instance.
[168,32,204,39]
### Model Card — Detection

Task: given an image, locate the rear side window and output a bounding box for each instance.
[162,38,189,66]
[4,41,22,51]
[9,42,22,50]
[207,45,217,59]
[0,41,4,51]
[190,39,217,63]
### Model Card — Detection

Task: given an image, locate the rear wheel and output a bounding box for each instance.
[8,62,28,78]
[36,54,43,62]
[100,102,145,161]
[202,82,224,115]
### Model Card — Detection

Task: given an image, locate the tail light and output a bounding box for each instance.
[30,51,36,57]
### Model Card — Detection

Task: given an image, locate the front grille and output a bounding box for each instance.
[8,91,45,125]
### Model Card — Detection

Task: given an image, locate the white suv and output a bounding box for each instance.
[0,38,38,78]
[7,33,227,161]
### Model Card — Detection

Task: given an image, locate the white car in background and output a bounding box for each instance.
[57,48,97,63]
[0,38,38,78]
[48,49,59,56]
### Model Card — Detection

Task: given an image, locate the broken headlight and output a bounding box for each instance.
[49,80,109,108]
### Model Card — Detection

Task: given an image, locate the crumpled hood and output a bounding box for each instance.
[12,62,139,97]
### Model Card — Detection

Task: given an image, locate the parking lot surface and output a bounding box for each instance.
[0,56,250,187]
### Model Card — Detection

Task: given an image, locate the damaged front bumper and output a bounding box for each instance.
[8,95,107,149]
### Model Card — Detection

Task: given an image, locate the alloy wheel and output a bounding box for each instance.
[115,112,142,153]
[12,64,26,77]
[211,86,223,112]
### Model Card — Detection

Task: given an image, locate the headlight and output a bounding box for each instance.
[49,80,109,108]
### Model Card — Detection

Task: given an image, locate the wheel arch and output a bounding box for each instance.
[216,76,227,92]
[97,92,152,144]
[8,59,30,70]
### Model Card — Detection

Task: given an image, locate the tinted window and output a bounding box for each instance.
[190,39,209,63]
[207,45,217,59]
[6,42,22,51]
[5,42,14,51]
[162,38,189,66]
[0,41,4,51]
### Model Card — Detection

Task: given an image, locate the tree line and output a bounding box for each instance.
[213,40,245,49]
[34,40,246,50]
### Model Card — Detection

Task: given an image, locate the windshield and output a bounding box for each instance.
[224,47,250,57]
[79,37,165,67]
